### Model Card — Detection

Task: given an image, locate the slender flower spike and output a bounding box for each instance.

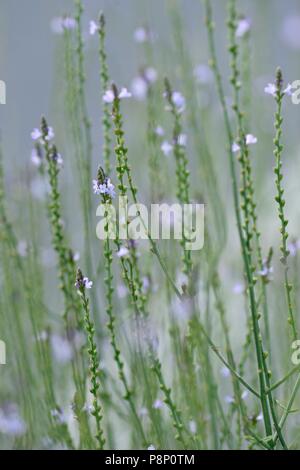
[93,166,116,199]
[235,18,251,38]
[75,269,93,290]
[103,87,131,103]
[265,81,293,97]
[89,20,99,35]
[161,141,173,156]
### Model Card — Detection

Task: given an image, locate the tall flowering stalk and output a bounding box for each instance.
[75,269,105,449]
[273,68,297,341]
[164,78,192,277]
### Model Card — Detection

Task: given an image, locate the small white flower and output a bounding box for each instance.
[31,148,42,167]
[178,133,187,147]
[117,246,129,258]
[246,134,257,145]
[232,142,240,153]
[194,64,213,84]
[236,18,251,38]
[0,406,26,436]
[119,87,132,99]
[220,366,230,378]
[225,395,235,404]
[73,251,80,262]
[172,91,185,112]
[103,90,115,103]
[134,27,148,43]
[153,399,163,409]
[139,407,148,417]
[242,390,249,400]
[89,20,99,35]
[148,445,156,450]
[51,335,73,363]
[264,83,277,97]
[161,141,173,156]
[83,277,93,289]
[144,67,157,84]
[256,412,263,422]
[131,77,148,101]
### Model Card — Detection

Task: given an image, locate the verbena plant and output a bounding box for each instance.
[0,0,300,450]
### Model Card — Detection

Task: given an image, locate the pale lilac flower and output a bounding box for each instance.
[178,133,187,147]
[172,91,185,112]
[246,134,257,145]
[31,128,42,141]
[75,276,93,290]
[52,152,63,167]
[117,283,128,299]
[50,17,65,34]
[73,251,81,262]
[194,64,213,84]
[89,20,99,36]
[153,399,163,409]
[134,27,148,43]
[256,412,263,422]
[144,67,157,84]
[155,126,164,137]
[93,178,115,198]
[232,142,240,153]
[189,420,197,435]
[82,403,93,414]
[117,246,129,258]
[264,83,277,97]
[45,127,55,141]
[225,395,235,404]
[131,77,148,101]
[119,87,132,99]
[236,18,251,38]
[31,148,42,167]
[220,366,230,378]
[242,391,249,400]
[283,83,293,96]
[0,405,26,436]
[62,17,76,30]
[233,282,245,295]
[257,261,273,282]
[148,445,156,450]
[37,331,48,342]
[161,141,173,156]
[288,240,300,257]
[103,90,115,103]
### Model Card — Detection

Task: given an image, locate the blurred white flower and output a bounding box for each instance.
[0,405,26,436]
[172,91,185,113]
[236,18,251,38]
[153,399,163,409]
[134,27,148,43]
[189,420,197,435]
[155,126,165,137]
[89,20,99,36]
[119,87,132,99]
[17,240,28,258]
[281,16,300,49]
[144,67,157,84]
[117,246,129,258]
[131,77,148,101]
[51,335,73,364]
[194,64,213,84]
[178,133,187,147]
[161,141,173,156]
[148,444,156,450]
